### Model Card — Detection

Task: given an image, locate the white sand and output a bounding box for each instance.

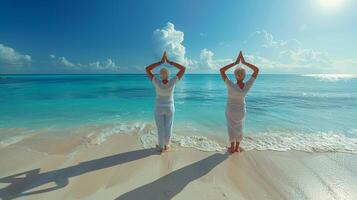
[1,133,357,200]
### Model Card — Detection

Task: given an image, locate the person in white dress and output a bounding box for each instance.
[145,52,186,153]
[220,51,259,153]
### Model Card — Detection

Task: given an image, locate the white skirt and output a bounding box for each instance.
[225,104,245,142]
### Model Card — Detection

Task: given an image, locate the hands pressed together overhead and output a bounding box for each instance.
[146,51,186,80]
[235,51,246,65]
[147,50,257,81]
[160,51,169,64]
[220,51,259,81]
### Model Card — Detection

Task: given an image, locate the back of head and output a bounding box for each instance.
[234,67,246,81]
[159,68,169,80]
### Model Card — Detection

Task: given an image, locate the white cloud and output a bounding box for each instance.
[153,22,193,66]
[89,58,119,70]
[151,28,341,73]
[248,30,301,51]
[59,56,76,67]
[0,43,31,65]
[279,49,329,66]
[199,48,232,71]
[50,54,76,68]
[240,30,349,73]
[50,54,119,71]
[152,22,232,72]
[244,55,278,69]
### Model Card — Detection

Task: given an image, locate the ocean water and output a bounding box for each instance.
[1,74,357,152]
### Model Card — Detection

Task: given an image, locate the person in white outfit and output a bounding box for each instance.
[220,51,259,153]
[145,52,186,153]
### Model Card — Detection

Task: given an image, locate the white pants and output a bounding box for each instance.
[154,105,174,148]
[225,104,245,142]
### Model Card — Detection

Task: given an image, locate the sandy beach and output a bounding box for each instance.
[2,0,357,199]
[1,130,356,200]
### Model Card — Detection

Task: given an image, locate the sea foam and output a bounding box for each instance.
[140,130,225,152]
[0,129,36,148]
[83,122,149,145]
[0,135,30,147]
[241,131,357,153]
[34,122,357,153]
[140,130,357,153]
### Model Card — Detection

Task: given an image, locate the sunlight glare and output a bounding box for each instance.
[316,0,345,9]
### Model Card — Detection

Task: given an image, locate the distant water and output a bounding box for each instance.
[1,74,357,152]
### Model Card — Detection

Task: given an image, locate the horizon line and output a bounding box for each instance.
[1,73,355,76]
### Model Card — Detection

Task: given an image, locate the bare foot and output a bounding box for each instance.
[235,142,241,153]
[227,142,235,153]
[235,148,241,153]
[227,146,235,153]
[164,145,172,152]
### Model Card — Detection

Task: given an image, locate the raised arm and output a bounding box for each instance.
[220,60,238,81]
[220,52,242,81]
[240,52,259,79]
[167,60,186,80]
[145,53,166,80]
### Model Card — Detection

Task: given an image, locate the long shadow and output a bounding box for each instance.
[116,152,229,200]
[0,148,158,200]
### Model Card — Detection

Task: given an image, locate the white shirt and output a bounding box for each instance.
[152,76,179,107]
[225,76,255,107]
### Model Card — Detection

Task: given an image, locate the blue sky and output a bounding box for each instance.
[0,0,356,74]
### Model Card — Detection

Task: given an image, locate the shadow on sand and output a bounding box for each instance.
[0,148,159,200]
[116,152,229,200]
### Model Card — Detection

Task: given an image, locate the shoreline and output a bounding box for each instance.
[1,131,357,199]
[1,122,357,154]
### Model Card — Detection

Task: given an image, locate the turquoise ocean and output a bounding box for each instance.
[1,74,357,152]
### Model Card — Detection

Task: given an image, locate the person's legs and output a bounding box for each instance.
[165,110,174,148]
[228,142,236,153]
[161,107,173,150]
[226,107,245,154]
[235,119,244,153]
[154,109,165,150]
[162,113,168,150]
[226,111,236,153]
[235,141,240,152]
